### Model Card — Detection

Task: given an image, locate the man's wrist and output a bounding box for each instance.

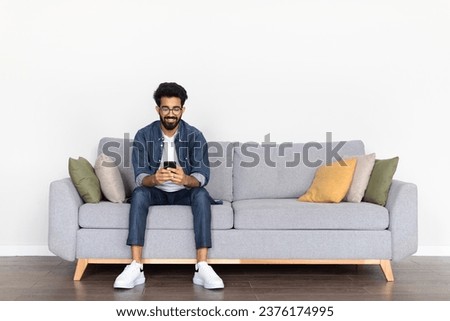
[184,175,200,188]
[142,174,156,187]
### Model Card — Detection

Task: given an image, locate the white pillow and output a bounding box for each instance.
[345,153,376,203]
[94,153,126,203]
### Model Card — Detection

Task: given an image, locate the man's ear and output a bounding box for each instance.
[155,106,159,114]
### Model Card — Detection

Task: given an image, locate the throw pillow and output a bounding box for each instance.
[68,157,102,203]
[298,158,357,203]
[345,153,376,203]
[363,157,399,206]
[94,153,126,203]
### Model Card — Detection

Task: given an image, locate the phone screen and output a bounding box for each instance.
[163,161,176,169]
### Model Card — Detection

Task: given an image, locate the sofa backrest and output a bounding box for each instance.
[204,141,236,202]
[232,140,365,201]
[98,137,365,202]
[97,138,235,202]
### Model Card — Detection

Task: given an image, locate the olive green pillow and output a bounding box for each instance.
[363,157,399,206]
[68,157,102,203]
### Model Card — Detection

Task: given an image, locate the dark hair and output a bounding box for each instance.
[153,82,188,107]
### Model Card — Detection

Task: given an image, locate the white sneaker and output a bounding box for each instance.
[193,262,224,289]
[113,260,145,289]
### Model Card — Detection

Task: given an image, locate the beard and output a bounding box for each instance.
[160,115,181,131]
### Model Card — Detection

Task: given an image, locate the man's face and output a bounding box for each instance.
[157,96,184,131]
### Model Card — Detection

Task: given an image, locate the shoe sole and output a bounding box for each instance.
[193,276,224,289]
[114,276,146,289]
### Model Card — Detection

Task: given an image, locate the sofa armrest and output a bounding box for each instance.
[385,179,418,261]
[48,177,83,261]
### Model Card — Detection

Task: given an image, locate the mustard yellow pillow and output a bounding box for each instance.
[298,158,357,203]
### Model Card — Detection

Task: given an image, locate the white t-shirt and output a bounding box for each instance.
[156,133,185,192]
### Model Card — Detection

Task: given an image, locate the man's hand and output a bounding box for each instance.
[166,166,187,186]
[142,167,200,188]
[167,166,200,187]
[154,168,174,185]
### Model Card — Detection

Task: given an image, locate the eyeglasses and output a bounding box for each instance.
[159,106,183,115]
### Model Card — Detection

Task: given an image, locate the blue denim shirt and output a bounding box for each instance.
[132,120,210,187]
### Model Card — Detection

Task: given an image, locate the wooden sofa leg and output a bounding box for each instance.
[380,259,394,282]
[73,259,88,281]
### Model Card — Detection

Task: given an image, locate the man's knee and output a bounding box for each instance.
[190,187,210,202]
[130,186,154,207]
[131,186,147,199]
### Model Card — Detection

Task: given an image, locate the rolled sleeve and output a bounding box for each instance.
[191,173,206,187]
[192,131,210,185]
[136,173,149,187]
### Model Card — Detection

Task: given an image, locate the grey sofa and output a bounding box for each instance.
[48,137,418,281]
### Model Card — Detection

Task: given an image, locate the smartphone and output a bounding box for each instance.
[163,161,177,169]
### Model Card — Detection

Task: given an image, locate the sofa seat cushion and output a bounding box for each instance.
[233,199,389,230]
[79,201,233,230]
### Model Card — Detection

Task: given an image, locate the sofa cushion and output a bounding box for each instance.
[363,157,399,206]
[79,201,234,230]
[345,153,376,203]
[233,140,365,201]
[233,199,389,230]
[68,157,102,203]
[298,158,357,203]
[203,141,236,202]
[97,137,136,198]
[97,138,234,202]
[94,153,126,203]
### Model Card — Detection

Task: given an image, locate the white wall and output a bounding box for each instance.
[1,0,449,255]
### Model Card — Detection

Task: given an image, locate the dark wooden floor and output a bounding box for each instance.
[1,256,450,301]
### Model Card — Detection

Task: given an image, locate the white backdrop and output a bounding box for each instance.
[1,0,449,255]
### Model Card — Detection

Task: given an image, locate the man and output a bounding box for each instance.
[114,82,224,290]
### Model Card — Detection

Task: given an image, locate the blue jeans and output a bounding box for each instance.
[127,186,212,249]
